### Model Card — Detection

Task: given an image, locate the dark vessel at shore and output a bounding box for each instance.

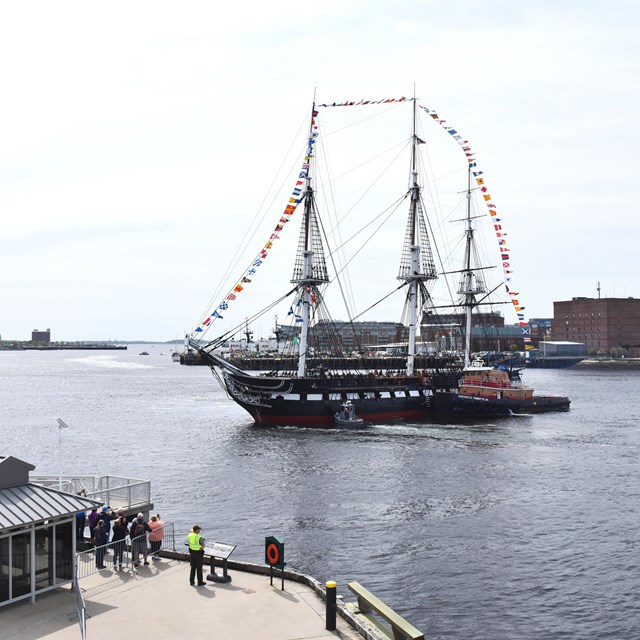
[189,96,569,424]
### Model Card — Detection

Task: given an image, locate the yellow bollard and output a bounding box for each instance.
[326,580,337,631]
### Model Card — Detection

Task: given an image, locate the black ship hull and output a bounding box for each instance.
[201,350,569,425]
[433,391,571,417]
[218,367,446,425]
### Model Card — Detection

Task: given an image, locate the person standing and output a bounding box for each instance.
[111,515,128,570]
[75,489,88,540]
[187,525,206,586]
[76,509,86,541]
[148,514,164,560]
[129,513,151,567]
[100,506,113,539]
[94,520,108,569]
[88,508,100,541]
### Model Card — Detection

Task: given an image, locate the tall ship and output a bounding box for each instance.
[189,95,569,424]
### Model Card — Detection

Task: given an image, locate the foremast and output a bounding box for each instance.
[397,99,437,375]
[290,104,329,377]
[458,163,487,367]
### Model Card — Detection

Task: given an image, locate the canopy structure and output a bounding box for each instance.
[0,455,102,607]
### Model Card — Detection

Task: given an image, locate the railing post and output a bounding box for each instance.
[326,580,337,631]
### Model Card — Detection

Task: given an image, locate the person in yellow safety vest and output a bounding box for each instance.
[188,525,206,586]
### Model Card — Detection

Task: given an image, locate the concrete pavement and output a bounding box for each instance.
[2,558,367,640]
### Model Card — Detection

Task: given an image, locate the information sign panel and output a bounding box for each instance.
[205,542,237,559]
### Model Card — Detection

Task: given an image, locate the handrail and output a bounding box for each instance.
[347,581,425,640]
[75,522,175,581]
[73,576,87,640]
[30,475,151,512]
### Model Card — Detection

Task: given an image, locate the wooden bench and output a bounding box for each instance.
[346,581,425,640]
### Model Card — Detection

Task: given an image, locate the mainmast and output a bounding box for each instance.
[458,164,487,367]
[398,98,437,375]
[291,103,329,377]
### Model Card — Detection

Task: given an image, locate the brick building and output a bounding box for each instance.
[553,297,640,355]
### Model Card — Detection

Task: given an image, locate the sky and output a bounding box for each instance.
[0,1,638,342]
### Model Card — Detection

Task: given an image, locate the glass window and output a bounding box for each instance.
[0,536,9,603]
[11,532,31,599]
[35,527,53,591]
[55,522,72,583]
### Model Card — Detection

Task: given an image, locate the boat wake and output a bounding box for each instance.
[68,355,154,370]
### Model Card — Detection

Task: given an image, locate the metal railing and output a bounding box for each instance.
[75,522,175,580]
[73,576,87,640]
[31,474,151,511]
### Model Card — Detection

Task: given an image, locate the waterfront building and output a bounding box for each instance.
[309,320,407,354]
[553,297,640,355]
[0,456,101,607]
[31,328,51,343]
[528,318,553,340]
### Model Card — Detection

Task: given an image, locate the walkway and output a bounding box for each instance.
[2,558,364,640]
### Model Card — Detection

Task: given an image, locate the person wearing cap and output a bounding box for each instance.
[100,506,112,538]
[187,525,206,586]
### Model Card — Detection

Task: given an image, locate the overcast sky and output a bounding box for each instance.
[0,1,637,342]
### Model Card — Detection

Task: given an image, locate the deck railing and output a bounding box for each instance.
[73,575,87,640]
[75,522,175,581]
[31,474,151,511]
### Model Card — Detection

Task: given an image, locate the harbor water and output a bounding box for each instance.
[1,346,639,639]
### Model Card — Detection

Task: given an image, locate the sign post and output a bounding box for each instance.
[264,536,285,591]
[205,542,236,583]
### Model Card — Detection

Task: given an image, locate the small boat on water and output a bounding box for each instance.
[139,351,149,356]
[171,351,181,362]
[334,401,364,426]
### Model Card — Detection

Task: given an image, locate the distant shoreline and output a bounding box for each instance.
[0,343,127,351]
[574,358,640,370]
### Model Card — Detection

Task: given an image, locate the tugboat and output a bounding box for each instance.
[334,401,364,426]
[434,359,570,416]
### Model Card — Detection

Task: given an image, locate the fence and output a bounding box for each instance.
[31,474,151,512]
[75,522,175,581]
[73,575,87,640]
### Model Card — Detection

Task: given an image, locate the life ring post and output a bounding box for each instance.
[264,535,285,590]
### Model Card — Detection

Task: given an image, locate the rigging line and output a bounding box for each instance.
[418,191,458,306]
[317,138,410,317]
[323,140,411,240]
[318,101,407,140]
[314,127,356,317]
[474,282,508,308]
[326,190,409,260]
[350,282,408,322]
[327,193,409,293]
[196,108,311,323]
[315,139,409,196]
[201,286,299,349]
